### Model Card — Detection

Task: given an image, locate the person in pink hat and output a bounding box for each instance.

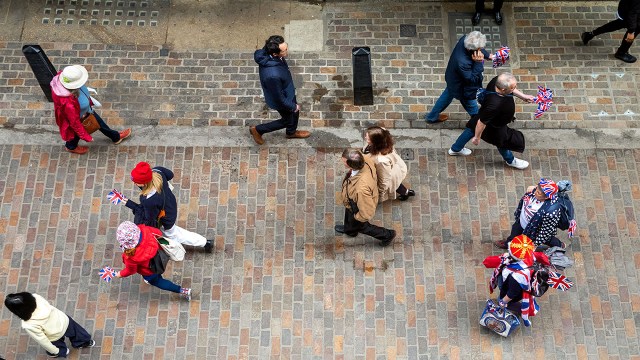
[50,65,131,154]
[112,221,192,300]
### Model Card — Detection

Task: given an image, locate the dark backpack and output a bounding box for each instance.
[556,191,575,231]
[529,264,550,297]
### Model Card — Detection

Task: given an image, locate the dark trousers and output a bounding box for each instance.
[396,183,408,195]
[47,315,92,357]
[65,112,120,150]
[343,208,394,241]
[506,219,563,247]
[592,19,640,54]
[476,0,504,13]
[142,273,182,293]
[255,107,299,136]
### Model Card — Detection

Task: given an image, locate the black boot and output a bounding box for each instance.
[472,12,481,26]
[615,36,637,63]
[581,31,594,45]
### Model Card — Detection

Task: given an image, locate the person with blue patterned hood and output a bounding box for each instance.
[495,178,567,249]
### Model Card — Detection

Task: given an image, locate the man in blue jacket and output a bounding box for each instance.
[250,35,311,145]
[425,31,493,123]
[581,0,640,63]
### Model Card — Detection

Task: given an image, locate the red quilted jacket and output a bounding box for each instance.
[119,224,162,277]
[49,72,93,142]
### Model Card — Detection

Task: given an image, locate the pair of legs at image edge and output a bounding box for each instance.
[335,208,396,247]
[46,316,94,358]
[448,128,529,170]
[582,19,639,63]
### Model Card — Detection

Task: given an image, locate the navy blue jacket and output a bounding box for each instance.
[125,166,178,229]
[254,48,297,112]
[445,35,491,100]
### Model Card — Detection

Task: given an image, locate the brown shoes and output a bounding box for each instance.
[65,146,89,155]
[285,130,311,139]
[114,128,132,145]
[249,126,265,145]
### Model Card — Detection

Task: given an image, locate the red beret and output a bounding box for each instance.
[130,162,153,184]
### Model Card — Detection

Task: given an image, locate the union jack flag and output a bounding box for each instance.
[99,266,116,283]
[534,86,553,119]
[568,219,577,238]
[492,46,510,68]
[107,189,126,205]
[547,271,573,291]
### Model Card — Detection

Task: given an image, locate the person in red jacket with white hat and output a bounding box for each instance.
[112,221,192,301]
[50,65,131,154]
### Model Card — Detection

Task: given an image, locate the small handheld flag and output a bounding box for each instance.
[492,46,510,68]
[547,272,573,291]
[99,266,116,283]
[534,86,553,119]
[107,189,126,205]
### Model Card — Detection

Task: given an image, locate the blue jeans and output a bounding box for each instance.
[425,87,479,122]
[65,112,120,150]
[450,127,514,163]
[143,273,181,293]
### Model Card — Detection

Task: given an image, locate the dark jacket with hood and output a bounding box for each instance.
[618,0,640,33]
[125,167,178,229]
[444,35,491,100]
[254,48,297,112]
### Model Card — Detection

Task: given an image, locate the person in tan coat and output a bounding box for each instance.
[363,126,415,202]
[334,148,396,246]
[4,292,95,358]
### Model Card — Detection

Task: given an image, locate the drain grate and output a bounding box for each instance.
[400,24,417,38]
[448,12,508,55]
[42,0,162,27]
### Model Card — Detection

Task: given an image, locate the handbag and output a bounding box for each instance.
[148,248,170,274]
[156,235,185,261]
[81,113,100,134]
[479,299,521,337]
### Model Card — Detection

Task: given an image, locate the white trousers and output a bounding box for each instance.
[162,224,206,247]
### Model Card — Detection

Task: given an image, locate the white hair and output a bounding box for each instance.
[496,72,516,91]
[464,31,487,51]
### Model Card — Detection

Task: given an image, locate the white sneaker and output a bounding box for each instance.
[180,288,192,301]
[448,148,472,156]
[507,157,529,169]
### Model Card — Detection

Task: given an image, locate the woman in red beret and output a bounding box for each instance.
[122,162,213,252]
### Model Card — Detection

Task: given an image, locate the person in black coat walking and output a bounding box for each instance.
[249,35,311,145]
[581,0,640,63]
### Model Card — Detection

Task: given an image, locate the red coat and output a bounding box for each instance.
[119,224,162,277]
[50,72,93,142]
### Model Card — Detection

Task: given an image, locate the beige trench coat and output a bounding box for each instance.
[365,148,408,202]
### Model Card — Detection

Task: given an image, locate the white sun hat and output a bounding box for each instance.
[59,65,89,89]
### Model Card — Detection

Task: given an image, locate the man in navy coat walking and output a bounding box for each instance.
[250,35,311,145]
[425,31,493,123]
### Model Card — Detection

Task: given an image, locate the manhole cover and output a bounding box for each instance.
[42,0,165,27]
[448,12,508,55]
[400,24,417,38]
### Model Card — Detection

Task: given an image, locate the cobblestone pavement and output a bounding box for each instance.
[0,145,639,359]
[1,0,640,359]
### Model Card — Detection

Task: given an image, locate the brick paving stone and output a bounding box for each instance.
[0,145,638,359]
